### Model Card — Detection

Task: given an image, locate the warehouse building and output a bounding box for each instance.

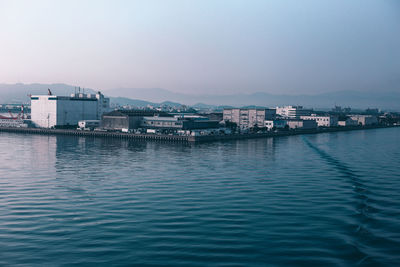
[101,110,171,131]
[349,115,378,126]
[141,115,220,131]
[300,115,338,127]
[31,91,110,128]
[338,117,358,127]
[286,119,317,130]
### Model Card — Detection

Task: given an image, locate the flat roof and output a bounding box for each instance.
[31,95,97,101]
[143,117,179,121]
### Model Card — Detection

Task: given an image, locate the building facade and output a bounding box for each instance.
[223,108,276,129]
[338,118,358,127]
[349,115,378,126]
[300,115,338,127]
[101,110,170,130]
[31,92,110,128]
[264,120,288,130]
[286,119,317,130]
[141,116,220,131]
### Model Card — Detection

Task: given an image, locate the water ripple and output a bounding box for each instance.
[0,129,399,266]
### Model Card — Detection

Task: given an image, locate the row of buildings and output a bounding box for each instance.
[223,106,378,131]
[29,92,221,135]
[101,110,220,134]
[28,92,380,134]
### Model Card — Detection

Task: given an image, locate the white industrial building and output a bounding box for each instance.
[31,92,110,128]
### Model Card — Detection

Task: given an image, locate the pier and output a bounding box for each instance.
[0,125,396,143]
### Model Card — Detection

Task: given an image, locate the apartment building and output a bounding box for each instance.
[223,108,276,129]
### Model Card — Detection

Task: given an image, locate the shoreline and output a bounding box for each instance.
[0,125,398,143]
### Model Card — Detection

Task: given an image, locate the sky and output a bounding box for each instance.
[0,0,399,95]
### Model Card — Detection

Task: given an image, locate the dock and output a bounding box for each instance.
[0,125,396,143]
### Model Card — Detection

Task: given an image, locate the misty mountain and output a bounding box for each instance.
[1,83,399,110]
[0,83,97,103]
[104,87,400,110]
[0,83,185,108]
[109,98,183,108]
[109,97,156,107]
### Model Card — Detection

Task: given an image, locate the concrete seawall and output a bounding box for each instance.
[0,125,397,143]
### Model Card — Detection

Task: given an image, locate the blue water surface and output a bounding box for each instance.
[0,128,399,266]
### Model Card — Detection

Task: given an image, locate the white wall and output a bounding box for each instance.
[31,96,57,128]
[31,94,109,128]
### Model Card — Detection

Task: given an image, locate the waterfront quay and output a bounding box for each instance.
[0,125,396,143]
[2,91,399,143]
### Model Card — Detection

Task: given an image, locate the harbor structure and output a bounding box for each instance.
[0,123,396,143]
[300,114,338,127]
[276,106,312,118]
[0,106,29,127]
[31,91,110,128]
[223,108,276,129]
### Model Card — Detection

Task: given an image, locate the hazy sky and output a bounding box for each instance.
[0,0,399,94]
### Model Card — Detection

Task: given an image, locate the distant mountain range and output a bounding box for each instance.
[0,83,399,110]
[103,87,400,110]
[0,83,98,103]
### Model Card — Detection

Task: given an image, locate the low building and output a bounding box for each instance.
[31,92,110,128]
[264,120,288,130]
[276,106,312,119]
[300,115,338,127]
[101,110,171,131]
[338,118,358,127]
[141,116,220,131]
[223,108,276,129]
[199,112,223,122]
[287,119,317,130]
[349,115,378,126]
